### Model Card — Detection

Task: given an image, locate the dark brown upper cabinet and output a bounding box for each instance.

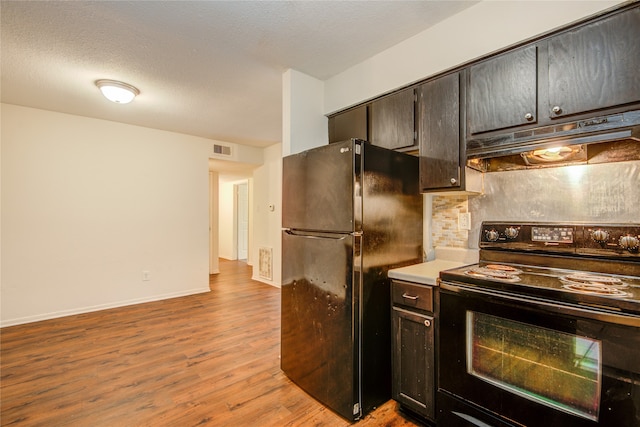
[467,45,538,135]
[547,6,640,120]
[418,72,462,190]
[369,87,417,151]
[328,104,368,143]
[328,3,638,166]
[467,5,639,140]
[418,71,482,194]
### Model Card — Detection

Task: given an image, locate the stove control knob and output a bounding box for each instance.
[591,229,610,244]
[485,229,500,242]
[505,227,519,239]
[619,235,640,251]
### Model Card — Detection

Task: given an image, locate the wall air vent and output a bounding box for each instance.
[259,247,273,281]
[213,144,232,156]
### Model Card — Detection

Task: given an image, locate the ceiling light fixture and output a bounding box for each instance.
[95,79,140,104]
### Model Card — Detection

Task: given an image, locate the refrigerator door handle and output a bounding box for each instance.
[284,229,350,240]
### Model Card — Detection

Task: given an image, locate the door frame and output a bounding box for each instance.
[235,181,249,260]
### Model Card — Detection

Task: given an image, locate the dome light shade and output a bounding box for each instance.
[95,80,139,104]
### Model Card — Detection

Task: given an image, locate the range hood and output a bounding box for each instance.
[467,110,640,172]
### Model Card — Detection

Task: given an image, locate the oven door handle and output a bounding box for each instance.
[440,282,640,328]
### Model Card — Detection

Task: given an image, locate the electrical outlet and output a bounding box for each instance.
[458,212,471,231]
[142,270,151,281]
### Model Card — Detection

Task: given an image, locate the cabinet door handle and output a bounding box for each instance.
[401,293,419,300]
[424,319,431,327]
[552,105,562,115]
[525,113,534,121]
[450,178,457,185]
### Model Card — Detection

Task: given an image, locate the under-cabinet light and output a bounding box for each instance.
[521,144,586,166]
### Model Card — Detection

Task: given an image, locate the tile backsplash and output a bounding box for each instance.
[432,195,469,248]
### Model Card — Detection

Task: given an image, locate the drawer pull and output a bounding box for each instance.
[402,293,419,300]
[424,319,431,327]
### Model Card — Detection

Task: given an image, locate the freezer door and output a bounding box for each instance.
[282,140,357,233]
[281,229,361,420]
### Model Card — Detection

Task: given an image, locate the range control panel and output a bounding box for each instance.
[479,222,640,259]
[531,226,574,243]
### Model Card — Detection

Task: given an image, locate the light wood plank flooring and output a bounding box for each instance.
[1,259,422,426]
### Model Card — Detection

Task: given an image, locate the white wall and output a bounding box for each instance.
[251,143,282,287]
[1,104,212,326]
[324,0,624,113]
[282,69,328,156]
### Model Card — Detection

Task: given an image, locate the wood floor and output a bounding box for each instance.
[1,259,423,427]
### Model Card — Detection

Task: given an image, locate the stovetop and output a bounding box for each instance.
[440,261,640,315]
[439,222,640,316]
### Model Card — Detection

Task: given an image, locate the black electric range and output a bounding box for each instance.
[440,222,640,315]
[436,222,640,427]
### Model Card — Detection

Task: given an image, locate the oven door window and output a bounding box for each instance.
[467,311,601,421]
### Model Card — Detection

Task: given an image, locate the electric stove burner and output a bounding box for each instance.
[562,283,631,297]
[561,273,628,288]
[465,266,521,282]
[485,264,522,274]
[560,273,631,298]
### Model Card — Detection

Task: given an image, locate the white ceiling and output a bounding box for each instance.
[1,1,477,149]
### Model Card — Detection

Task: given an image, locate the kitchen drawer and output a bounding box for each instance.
[391,280,434,312]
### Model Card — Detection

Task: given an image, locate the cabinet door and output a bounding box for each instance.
[418,72,461,190]
[328,104,368,143]
[548,6,640,119]
[467,45,538,134]
[392,307,435,421]
[369,88,416,150]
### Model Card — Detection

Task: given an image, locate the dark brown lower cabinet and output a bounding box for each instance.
[391,280,436,422]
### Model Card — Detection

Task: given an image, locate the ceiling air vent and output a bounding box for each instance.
[213,144,232,156]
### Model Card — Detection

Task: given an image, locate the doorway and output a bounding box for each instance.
[208,158,256,274]
[216,178,250,261]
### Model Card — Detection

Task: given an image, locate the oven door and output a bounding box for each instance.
[438,281,640,427]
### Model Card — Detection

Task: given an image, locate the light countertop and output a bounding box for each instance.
[388,260,468,285]
[388,247,479,286]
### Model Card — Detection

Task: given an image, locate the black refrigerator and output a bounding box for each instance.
[281,139,423,421]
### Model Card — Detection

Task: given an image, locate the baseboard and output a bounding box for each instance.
[251,274,281,288]
[0,287,211,328]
